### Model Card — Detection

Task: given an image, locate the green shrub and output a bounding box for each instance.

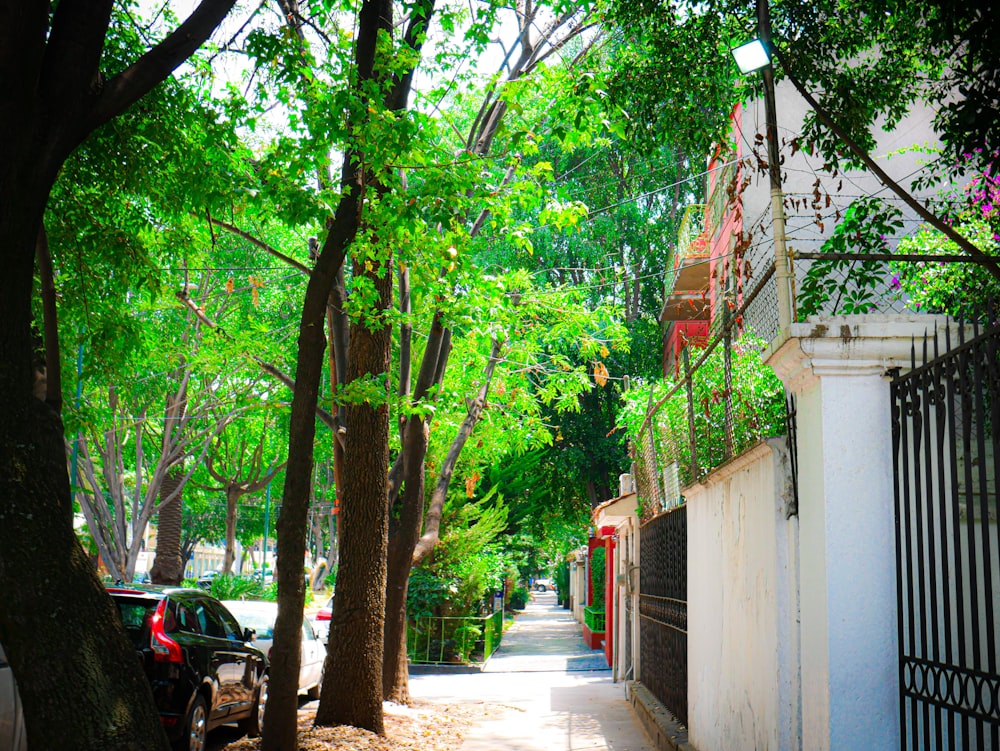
[507,585,529,610]
[407,568,453,619]
[452,623,484,662]
[590,547,606,609]
[209,573,266,601]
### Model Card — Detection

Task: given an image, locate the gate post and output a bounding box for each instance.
[768,314,951,751]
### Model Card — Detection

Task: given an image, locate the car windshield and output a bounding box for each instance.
[227,610,274,639]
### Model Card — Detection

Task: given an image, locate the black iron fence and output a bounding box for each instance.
[639,505,688,726]
[891,321,1000,750]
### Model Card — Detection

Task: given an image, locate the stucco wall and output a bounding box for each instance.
[686,439,799,751]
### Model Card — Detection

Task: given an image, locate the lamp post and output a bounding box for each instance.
[731,0,795,342]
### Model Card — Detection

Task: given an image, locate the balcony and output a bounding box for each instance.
[660,204,709,322]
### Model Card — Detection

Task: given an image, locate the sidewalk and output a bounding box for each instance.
[409,591,654,751]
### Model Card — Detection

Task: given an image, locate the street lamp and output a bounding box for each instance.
[731,39,769,75]
[731,0,795,343]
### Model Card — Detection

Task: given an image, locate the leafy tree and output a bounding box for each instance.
[202,413,286,575]
[0,3,236,749]
[224,0,621,720]
[601,0,1000,277]
[893,170,1000,318]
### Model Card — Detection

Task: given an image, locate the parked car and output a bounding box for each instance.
[195,570,220,589]
[533,578,554,592]
[0,645,26,751]
[222,600,323,699]
[249,570,274,586]
[311,596,333,644]
[106,585,268,751]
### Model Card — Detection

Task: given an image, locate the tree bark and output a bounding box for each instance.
[1,198,170,751]
[316,250,393,732]
[149,466,185,584]
[0,2,234,747]
[382,313,447,702]
[264,0,392,740]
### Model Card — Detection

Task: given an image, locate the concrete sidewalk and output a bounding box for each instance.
[409,591,654,751]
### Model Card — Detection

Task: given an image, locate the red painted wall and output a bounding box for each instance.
[604,536,615,667]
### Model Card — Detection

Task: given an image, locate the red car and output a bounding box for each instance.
[312,596,333,644]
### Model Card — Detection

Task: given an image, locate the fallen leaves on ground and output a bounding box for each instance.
[222,698,506,751]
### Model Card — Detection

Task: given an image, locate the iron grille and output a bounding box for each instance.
[639,505,688,726]
[891,321,1000,750]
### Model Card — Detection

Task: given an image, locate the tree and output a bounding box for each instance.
[265,0,423,740]
[601,0,1000,275]
[0,3,236,748]
[381,3,603,703]
[203,415,286,574]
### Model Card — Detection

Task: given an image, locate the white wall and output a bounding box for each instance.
[740,82,944,306]
[768,315,954,751]
[612,517,640,683]
[686,439,800,751]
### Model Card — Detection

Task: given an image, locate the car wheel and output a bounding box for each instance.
[177,695,208,751]
[306,681,322,700]
[239,674,268,738]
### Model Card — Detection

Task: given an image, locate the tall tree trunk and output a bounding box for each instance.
[317,248,392,730]
[222,485,239,574]
[264,0,390,740]
[1,197,170,749]
[1,1,238,744]
[382,313,446,702]
[149,466,185,584]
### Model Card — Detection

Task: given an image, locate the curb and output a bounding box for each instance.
[627,681,698,751]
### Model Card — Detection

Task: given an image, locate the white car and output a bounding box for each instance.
[534,578,554,592]
[0,645,26,751]
[223,600,325,699]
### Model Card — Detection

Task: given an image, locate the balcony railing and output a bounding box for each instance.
[584,605,606,633]
[665,204,708,300]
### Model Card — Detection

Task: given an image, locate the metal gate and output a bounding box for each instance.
[891,322,1000,750]
[639,505,687,726]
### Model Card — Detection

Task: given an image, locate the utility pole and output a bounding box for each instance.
[758,0,795,339]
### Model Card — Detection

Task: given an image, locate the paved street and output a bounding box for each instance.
[410,591,654,751]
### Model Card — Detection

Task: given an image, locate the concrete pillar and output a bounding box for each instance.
[768,314,950,751]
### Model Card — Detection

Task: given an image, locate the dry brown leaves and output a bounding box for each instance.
[222,699,505,751]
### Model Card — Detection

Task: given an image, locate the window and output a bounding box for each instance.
[208,601,245,641]
[173,601,203,635]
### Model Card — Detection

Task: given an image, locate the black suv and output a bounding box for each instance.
[106,585,268,751]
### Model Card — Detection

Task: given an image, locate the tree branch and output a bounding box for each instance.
[254,357,340,436]
[772,46,1000,282]
[206,216,311,274]
[86,0,238,132]
[412,336,504,564]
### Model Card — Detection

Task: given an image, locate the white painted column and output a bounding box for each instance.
[769,314,951,751]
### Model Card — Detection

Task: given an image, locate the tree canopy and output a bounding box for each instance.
[4,0,998,748]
